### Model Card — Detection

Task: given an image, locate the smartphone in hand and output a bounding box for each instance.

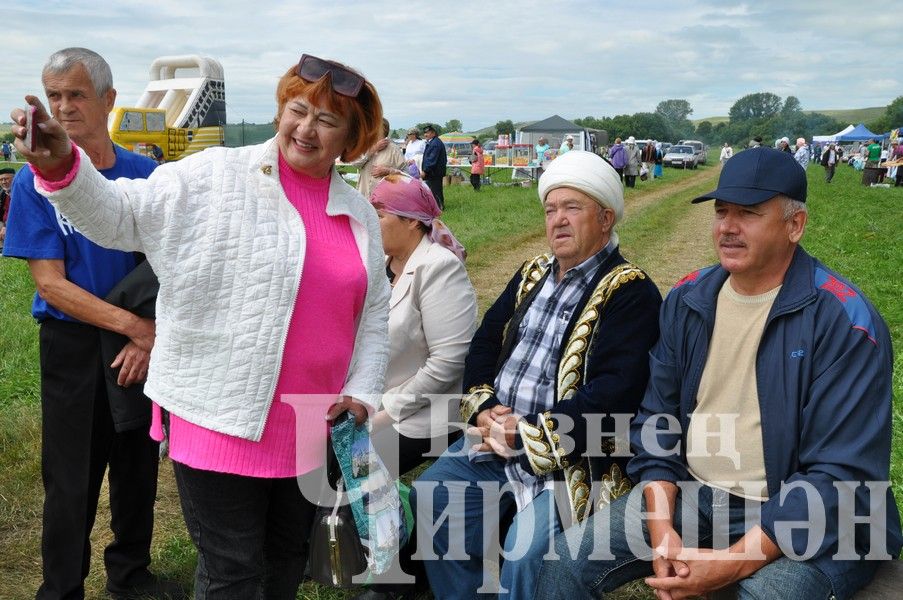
[23,105,37,152]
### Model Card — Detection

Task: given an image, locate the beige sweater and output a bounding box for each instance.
[686,279,780,500]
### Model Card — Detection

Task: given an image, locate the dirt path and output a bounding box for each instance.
[641,202,716,292]
[468,168,719,308]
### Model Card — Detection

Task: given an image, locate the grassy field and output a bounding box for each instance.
[0,156,899,599]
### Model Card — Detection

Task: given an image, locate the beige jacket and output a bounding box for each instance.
[355,140,406,200]
[381,236,477,438]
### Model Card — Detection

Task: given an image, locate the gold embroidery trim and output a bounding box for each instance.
[564,460,590,522]
[518,417,560,475]
[515,253,553,306]
[557,263,645,402]
[460,384,495,424]
[597,463,632,509]
[555,263,645,523]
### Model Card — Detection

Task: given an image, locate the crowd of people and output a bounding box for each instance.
[2,47,901,600]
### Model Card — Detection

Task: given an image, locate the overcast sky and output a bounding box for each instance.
[2,1,899,131]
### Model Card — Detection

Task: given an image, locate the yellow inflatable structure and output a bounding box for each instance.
[109,55,226,161]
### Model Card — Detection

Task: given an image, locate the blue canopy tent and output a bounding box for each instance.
[836,123,888,142]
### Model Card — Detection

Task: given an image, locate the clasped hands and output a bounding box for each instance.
[470,405,520,458]
[644,526,756,600]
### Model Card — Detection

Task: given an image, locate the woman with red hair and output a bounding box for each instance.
[13,54,390,597]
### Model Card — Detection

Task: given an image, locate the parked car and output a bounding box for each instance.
[663,145,698,169]
[679,139,707,164]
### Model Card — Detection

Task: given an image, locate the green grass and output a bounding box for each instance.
[0,259,40,409]
[440,181,543,263]
[799,162,903,503]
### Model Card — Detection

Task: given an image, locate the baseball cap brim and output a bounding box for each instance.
[692,186,781,205]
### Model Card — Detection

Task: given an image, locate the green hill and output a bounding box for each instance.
[693,107,886,126]
[692,116,730,125]
[812,107,885,125]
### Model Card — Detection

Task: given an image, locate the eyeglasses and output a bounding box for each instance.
[296,54,365,98]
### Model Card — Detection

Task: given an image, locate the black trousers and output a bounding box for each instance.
[424,176,445,209]
[624,174,637,188]
[469,173,481,191]
[36,319,160,600]
[173,463,318,599]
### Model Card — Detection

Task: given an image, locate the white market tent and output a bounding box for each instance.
[812,124,854,143]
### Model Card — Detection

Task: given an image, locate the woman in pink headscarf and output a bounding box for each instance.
[368,173,476,476]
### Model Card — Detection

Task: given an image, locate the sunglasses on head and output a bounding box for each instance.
[296,54,365,98]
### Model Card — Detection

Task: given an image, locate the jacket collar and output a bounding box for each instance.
[250,136,371,223]
[683,245,817,319]
[389,235,431,308]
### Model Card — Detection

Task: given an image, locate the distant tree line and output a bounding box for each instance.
[572,95,844,146]
[700,93,843,146]
[223,95,903,149]
[867,96,903,134]
[575,99,697,143]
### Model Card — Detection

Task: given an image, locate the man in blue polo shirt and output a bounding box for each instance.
[4,48,180,600]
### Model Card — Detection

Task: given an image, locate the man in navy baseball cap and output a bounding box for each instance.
[534,146,901,600]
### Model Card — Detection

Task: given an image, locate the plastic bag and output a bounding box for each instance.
[330,413,409,575]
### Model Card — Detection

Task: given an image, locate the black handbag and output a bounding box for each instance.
[307,435,367,588]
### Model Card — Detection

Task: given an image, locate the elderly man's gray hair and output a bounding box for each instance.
[43,47,114,97]
[781,197,807,221]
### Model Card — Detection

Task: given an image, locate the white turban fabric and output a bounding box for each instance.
[538,150,624,225]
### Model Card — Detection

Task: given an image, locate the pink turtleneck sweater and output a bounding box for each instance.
[150,155,367,477]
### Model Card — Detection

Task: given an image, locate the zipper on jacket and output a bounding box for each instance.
[254,185,306,440]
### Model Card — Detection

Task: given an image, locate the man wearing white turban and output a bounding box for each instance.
[415,151,663,599]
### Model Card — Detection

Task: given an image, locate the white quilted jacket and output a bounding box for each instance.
[38,138,390,441]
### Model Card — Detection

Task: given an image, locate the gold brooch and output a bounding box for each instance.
[261,165,272,175]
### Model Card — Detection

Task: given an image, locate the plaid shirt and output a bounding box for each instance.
[495,243,613,510]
